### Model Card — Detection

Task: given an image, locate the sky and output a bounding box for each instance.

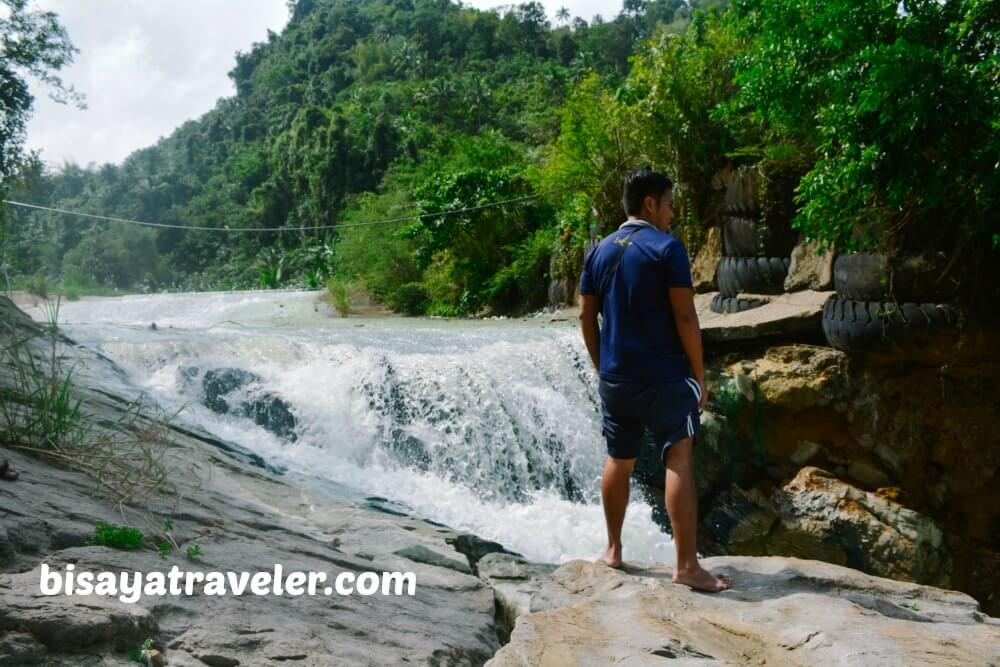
[23,0,625,170]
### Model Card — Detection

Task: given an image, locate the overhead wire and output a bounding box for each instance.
[0,193,541,233]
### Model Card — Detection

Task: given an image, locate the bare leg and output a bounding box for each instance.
[597,455,636,568]
[664,437,730,591]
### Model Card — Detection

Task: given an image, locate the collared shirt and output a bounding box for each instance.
[579,219,693,383]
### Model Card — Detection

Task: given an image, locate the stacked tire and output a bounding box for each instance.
[822,252,961,353]
[712,168,795,314]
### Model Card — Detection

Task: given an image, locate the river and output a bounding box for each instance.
[37,289,676,565]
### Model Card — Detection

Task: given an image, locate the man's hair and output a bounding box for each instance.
[622,167,673,217]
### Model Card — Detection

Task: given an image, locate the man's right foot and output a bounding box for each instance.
[596,546,623,569]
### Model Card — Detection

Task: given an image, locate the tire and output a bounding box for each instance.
[710,293,767,315]
[716,257,791,297]
[723,216,799,258]
[722,216,759,257]
[821,295,960,353]
[724,168,760,216]
[834,252,959,302]
[833,253,888,300]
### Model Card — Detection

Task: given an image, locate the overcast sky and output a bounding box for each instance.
[23,0,625,170]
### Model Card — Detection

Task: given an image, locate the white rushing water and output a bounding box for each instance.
[43,290,676,565]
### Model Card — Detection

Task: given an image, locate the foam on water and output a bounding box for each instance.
[53,291,677,565]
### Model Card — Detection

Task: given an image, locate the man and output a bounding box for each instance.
[578,168,730,592]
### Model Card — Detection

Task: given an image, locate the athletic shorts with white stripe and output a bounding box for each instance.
[597,375,702,461]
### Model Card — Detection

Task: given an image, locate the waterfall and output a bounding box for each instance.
[46,290,676,564]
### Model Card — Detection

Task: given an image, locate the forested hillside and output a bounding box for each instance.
[3,0,996,317]
[3,0,715,315]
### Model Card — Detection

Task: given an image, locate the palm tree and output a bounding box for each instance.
[556,7,570,26]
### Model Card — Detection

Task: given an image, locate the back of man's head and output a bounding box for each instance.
[622,167,673,217]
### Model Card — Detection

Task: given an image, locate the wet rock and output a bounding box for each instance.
[241,392,297,441]
[202,368,260,413]
[0,296,501,665]
[445,533,521,574]
[393,544,473,574]
[199,368,297,441]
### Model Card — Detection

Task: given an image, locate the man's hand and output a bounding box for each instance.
[579,293,601,372]
[668,286,706,411]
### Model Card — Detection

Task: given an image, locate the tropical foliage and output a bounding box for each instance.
[3,0,996,314]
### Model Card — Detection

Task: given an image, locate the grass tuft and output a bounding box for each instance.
[0,295,176,503]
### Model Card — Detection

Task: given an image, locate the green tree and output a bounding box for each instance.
[0,0,85,183]
[724,0,999,253]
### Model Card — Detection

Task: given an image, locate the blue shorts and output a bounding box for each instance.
[598,376,702,461]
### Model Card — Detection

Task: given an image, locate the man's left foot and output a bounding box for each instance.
[595,546,623,569]
[672,565,730,592]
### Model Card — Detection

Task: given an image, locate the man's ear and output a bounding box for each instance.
[644,194,657,214]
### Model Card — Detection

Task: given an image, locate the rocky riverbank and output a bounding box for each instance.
[1,295,998,665]
[482,554,999,666]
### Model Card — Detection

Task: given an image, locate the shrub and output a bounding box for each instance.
[723,0,1000,252]
[326,276,351,316]
[88,521,144,550]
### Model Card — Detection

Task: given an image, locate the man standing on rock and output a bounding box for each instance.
[578,167,730,592]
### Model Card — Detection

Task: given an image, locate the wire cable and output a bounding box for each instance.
[1,194,540,233]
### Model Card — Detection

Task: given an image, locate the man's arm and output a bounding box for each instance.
[579,293,601,372]
[668,286,707,411]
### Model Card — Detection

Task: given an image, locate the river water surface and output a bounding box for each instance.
[40,290,676,565]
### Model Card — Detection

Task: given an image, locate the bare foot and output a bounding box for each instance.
[595,546,623,569]
[672,565,730,592]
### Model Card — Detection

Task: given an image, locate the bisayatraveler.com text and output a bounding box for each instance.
[39,562,417,604]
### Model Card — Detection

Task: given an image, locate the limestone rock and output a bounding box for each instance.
[770,467,952,588]
[0,632,47,665]
[785,237,835,291]
[477,552,558,644]
[728,344,850,410]
[486,557,1000,666]
[697,290,830,346]
[0,567,158,649]
[0,295,501,665]
[393,543,473,574]
[691,226,722,293]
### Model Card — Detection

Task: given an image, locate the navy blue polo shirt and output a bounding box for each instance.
[579,220,693,383]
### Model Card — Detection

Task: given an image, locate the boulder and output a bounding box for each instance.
[770,467,952,588]
[691,226,722,292]
[477,552,558,644]
[714,343,1000,613]
[785,236,835,291]
[486,557,1000,666]
[726,344,850,411]
[199,367,298,441]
